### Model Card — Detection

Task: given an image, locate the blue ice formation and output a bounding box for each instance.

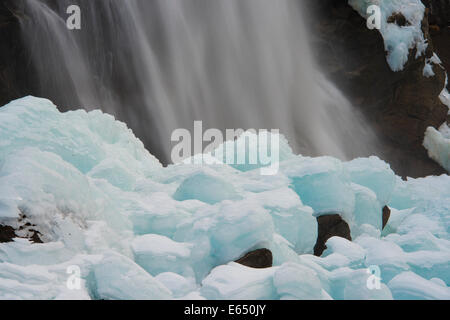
[0,96,449,300]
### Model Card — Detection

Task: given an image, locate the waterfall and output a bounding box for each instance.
[19,0,378,163]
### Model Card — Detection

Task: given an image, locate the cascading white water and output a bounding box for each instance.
[19,0,377,163]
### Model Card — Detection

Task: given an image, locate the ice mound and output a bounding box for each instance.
[348,0,426,72]
[285,157,356,223]
[173,171,240,204]
[92,252,172,300]
[0,96,449,300]
[0,96,161,176]
[201,263,279,300]
[210,130,294,173]
[424,123,450,172]
[132,234,194,277]
[388,272,450,299]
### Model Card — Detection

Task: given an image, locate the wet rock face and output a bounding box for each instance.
[431,27,450,80]
[425,0,450,78]
[314,214,352,257]
[382,206,391,230]
[423,0,450,27]
[307,0,449,178]
[235,248,273,269]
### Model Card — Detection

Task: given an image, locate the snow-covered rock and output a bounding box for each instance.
[348,0,427,71]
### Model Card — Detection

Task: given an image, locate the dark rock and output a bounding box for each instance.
[387,12,409,26]
[382,206,391,230]
[426,3,450,84]
[314,214,352,257]
[29,230,43,244]
[422,0,450,27]
[0,224,16,243]
[235,248,273,269]
[0,223,42,243]
[431,26,450,79]
[422,2,450,91]
[429,24,441,36]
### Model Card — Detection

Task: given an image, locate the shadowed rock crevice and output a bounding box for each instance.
[382,205,391,230]
[314,214,352,256]
[235,248,273,269]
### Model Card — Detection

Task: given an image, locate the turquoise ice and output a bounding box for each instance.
[0,97,449,299]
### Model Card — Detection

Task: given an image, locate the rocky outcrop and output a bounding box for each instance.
[0,211,43,244]
[235,248,273,268]
[314,214,352,256]
[0,224,16,243]
[307,0,449,178]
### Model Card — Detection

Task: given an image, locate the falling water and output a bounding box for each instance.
[19,0,378,163]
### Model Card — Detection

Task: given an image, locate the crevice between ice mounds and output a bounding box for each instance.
[382,205,391,229]
[314,204,391,257]
[235,248,273,269]
[314,214,352,257]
